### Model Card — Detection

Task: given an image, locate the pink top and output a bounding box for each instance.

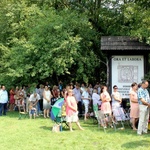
[130,90,138,103]
[66,96,77,116]
[129,90,139,118]
[101,91,111,102]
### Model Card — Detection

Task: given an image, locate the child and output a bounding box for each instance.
[66,89,84,131]
[29,103,36,119]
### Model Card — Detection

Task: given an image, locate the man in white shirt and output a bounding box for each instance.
[92,89,101,107]
[92,89,101,118]
[0,85,8,116]
[28,92,40,116]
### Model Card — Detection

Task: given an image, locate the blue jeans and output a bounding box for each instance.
[0,103,7,116]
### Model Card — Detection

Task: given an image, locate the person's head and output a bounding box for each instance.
[19,86,22,90]
[75,83,80,89]
[68,89,73,96]
[2,85,5,91]
[81,83,85,87]
[69,83,74,89]
[131,82,138,90]
[96,82,100,86]
[53,85,57,90]
[100,86,107,93]
[138,83,142,88]
[93,88,98,93]
[88,84,92,88]
[65,85,71,92]
[87,87,90,93]
[33,93,37,97]
[29,103,33,109]
[113,85,118,91]
[141,80,149,89]
[40,84,44,88]
[84,87,88,92]
[44,85,49,91]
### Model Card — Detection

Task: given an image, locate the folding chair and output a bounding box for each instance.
[112,107,131,130]
[18,103,28,120]
[18,111,28,120]
[95,110,116,132]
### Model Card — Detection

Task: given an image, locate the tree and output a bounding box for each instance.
[123,1,150,44]
[0,0,150,87]
[0,1,99,86]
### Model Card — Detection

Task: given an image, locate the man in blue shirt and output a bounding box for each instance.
[137,80,150,135]
[0,85,8,116]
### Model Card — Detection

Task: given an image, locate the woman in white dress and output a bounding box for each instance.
[43,85,52,118]
[111,85,125,122]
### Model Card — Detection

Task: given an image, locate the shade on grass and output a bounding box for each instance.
[0,111,150,150]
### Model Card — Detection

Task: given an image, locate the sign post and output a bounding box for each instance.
[111,55,144,98]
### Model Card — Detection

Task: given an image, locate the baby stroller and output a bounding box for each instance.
[50,98,68,131]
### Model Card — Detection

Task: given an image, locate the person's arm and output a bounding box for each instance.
[138,90,149,106]
[6,91,8,102]
[33,100,38,106]
[52,90,56,98]
[33,94,40,106]
[12,90,15,95]
[106,95,111,102]
[28,95,32,105]
[81,92,86,100]
[72,90,78,103]
[50,91,52,99]
[21,91,24,100]
[112,93,122,102]
[100,93,107,102]
[140,98,150,107]
[10,90,12,95]
[130,93,138,103]
[64,90,68,100]
[81,92,90,100]
[16,91,19,99]
[140,97,149,105]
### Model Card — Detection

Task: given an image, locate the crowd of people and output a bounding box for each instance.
[0,80,150,134]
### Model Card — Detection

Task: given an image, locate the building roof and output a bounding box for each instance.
[101,36,150,51]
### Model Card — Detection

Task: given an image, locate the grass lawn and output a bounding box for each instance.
[0,111,150,150]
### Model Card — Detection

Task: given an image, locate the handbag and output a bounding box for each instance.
[52,124,60,132]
